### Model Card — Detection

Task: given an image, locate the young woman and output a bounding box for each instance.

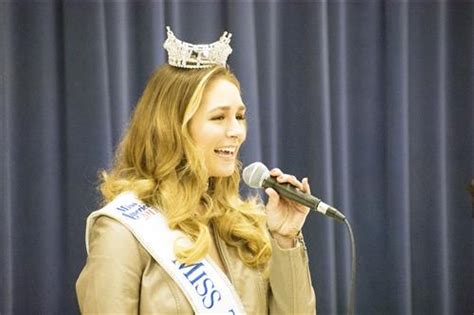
[76,28,316,314]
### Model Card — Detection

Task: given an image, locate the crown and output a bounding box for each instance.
[163,26,232,69]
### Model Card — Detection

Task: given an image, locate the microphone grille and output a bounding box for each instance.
[242,162,269,188]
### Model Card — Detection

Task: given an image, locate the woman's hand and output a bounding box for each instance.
[265,168,311,248]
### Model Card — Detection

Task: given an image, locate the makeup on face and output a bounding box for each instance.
[189,78,247,178]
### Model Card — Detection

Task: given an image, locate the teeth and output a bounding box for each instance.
[215,146,236,155]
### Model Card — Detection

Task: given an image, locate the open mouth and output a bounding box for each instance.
[214,146,237,158]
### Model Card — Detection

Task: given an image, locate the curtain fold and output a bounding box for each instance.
[1,1,472,314]
[384,2,413,313]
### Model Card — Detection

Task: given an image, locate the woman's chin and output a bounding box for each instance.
[208,167,235,178]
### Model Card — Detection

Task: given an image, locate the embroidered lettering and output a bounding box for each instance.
[203,289,222,309]
[115,202,155,220]
[176,261,205,278]
[116,203,137,212]
[195,278,214,296]
[189,271,207,285]
[173,260,224,310]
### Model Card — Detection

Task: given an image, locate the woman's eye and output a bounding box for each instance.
[210,113,246,121]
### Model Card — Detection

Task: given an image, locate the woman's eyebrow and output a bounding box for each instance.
[208,105,246,113]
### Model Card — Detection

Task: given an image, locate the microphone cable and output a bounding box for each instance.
[342,217,356,315]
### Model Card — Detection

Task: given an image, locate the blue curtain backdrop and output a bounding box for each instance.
[1,1,473,314]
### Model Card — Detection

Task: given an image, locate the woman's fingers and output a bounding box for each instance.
[269,168,282,177]
[270,169,304,190]
[264,187,280,210]
[302,177,311,194]
[269,168,312,197]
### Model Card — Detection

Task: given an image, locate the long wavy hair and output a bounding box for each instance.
[100,64,272,270]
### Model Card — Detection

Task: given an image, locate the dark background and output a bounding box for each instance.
[1,1,473,314]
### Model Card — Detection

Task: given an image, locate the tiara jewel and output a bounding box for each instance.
[163,26,232,69]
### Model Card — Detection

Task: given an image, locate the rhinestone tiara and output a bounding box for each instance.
[163,26,232,69]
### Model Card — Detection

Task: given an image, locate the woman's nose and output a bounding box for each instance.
[226,120,245,139]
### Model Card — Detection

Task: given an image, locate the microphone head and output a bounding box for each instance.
[242,162,270,188]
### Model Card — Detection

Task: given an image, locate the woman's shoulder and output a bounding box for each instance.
[90,215,133,241]
[87,215,150,267]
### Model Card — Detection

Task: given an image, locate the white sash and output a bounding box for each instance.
[85,192,246,314]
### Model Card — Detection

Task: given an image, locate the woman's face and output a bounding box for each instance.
[189,78,247,178]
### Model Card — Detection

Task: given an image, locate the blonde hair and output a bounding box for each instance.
[100,64,272,270]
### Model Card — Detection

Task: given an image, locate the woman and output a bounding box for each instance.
[76,27,316,314]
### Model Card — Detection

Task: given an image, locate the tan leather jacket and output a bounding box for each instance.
[76,216,316,314]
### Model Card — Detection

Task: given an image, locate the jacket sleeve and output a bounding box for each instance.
[76,216,147,314]
[268,236,316,314]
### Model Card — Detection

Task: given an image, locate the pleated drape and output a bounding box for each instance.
[1,1,472,314]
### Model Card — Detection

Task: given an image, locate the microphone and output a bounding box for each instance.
[242,162,346,222]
